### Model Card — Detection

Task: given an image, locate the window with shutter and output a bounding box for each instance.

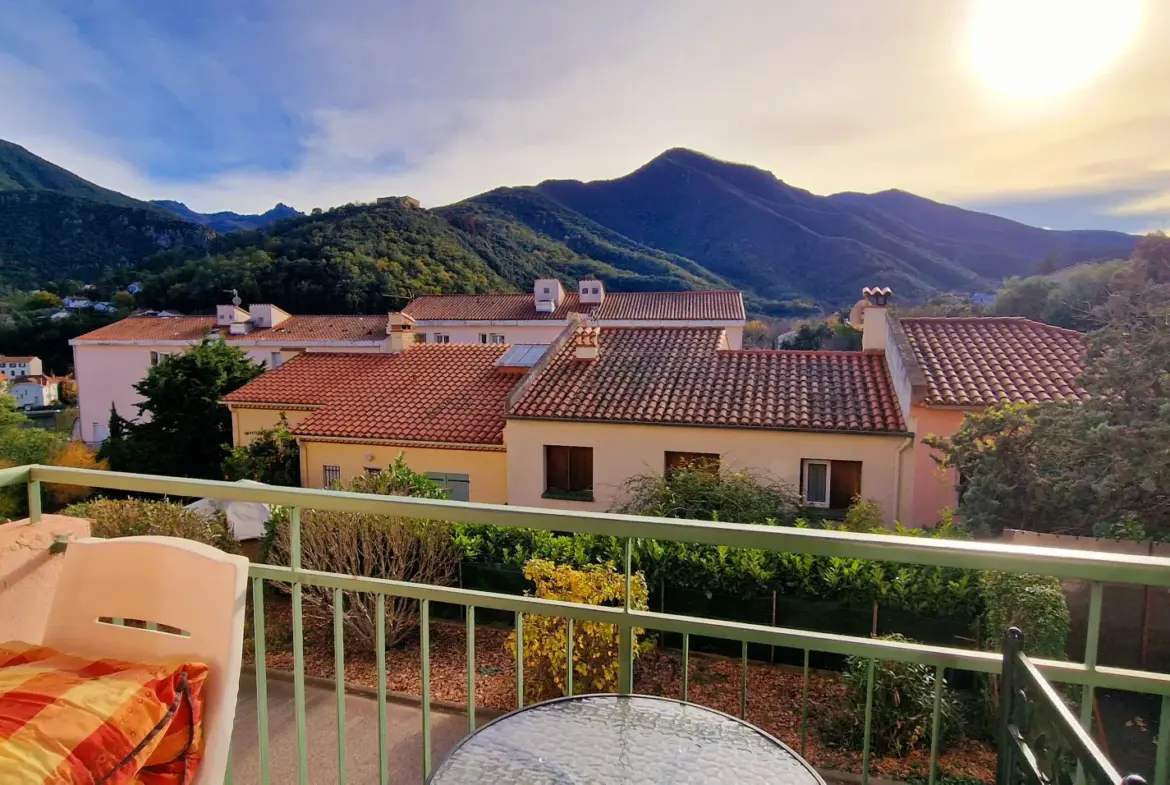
[544,446,593,500]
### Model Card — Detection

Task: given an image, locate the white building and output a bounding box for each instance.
[10,376,59,409]
[0,357,44,377]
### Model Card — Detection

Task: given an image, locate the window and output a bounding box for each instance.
[433,333,451,344]
[544,445,593,500]
[665,451,720,478]
[322,465,341,488]
[801,459,862,509]
[416,333,427,343]
[543,287,550,294]
[428,472,470,502]
[364,466,381,476]
[271,351,283,368]
[487,333,505,344]
[150,351,159,366]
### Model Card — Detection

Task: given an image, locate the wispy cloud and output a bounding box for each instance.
[1,0,1168,231]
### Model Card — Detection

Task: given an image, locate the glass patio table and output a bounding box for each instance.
[428,694,826,784]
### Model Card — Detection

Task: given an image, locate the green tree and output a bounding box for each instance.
[779,322,833,350]
[222,415,300,486]
[23,290,63,310]
[994,276,1059,321]
[111,290,135,310]
[100,339,263,479]
[742,319,772,349]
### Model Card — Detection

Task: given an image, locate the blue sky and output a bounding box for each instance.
[1,1,1168,233]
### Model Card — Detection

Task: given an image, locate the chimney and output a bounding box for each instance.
[216,304,250,327]
[573,327,600,361]
[534,278,565,313]
[578,279,605,306]
[386,312,417,353]
[248,304,291,329]
[859,287,892,352]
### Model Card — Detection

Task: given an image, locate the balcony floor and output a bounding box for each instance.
[230,673,469,783]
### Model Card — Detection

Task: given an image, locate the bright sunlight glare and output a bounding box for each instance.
[969,0,1142,99]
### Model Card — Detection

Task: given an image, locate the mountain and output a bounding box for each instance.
[484,147,1137,310]
[0,140,212,290]
[151,200,304,232]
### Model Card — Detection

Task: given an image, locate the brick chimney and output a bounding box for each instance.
[386,312,417,353]
[860,287,892,352]
[573,327,600,361]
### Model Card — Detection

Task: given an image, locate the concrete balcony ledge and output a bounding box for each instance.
[0,515,91,644]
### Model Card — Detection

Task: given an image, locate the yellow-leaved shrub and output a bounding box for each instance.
[507,558,651,701]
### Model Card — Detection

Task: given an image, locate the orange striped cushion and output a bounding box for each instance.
[0,641,207,784]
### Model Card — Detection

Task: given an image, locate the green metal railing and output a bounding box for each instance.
[10,464,1170,784]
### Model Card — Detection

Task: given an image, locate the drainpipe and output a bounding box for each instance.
[892,436,913,526]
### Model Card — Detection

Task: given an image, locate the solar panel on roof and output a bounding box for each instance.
[495,344,548,368]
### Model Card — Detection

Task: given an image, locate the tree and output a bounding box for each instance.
[58,378,78,405]
[44,441,107,506]
[0,393,63,518]
[611,464,802,524]
[1134,231,1170,284]
[222,415,300,486]
[994,276,1059,321]
[111,290,135,310]
[23,290,63,310]
[1035,254,1059,275]
[779,322,833,350]
[742,319,772,349]
[100,339,263,479]
[928,274,1170,538]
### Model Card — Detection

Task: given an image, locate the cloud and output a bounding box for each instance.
[1,0,1168,231]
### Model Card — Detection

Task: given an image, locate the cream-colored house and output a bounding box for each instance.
[223,320,518,503]
[0,356,43,377]
[506,326,913,524]
[9,375,60,410]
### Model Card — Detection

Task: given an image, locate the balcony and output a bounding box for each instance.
[3,463,1169,784]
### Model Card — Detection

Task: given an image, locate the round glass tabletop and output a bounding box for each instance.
[428,694,825,784]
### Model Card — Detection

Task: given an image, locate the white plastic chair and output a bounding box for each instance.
[41,536,249,785]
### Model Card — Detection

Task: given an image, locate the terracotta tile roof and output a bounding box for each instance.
[224,346,518,445]
[895,317,1087,407]
[221,353,388,405]
[72,315,389,343]
[402,290,745,322]
[0,356,37,363]
[10,375,55,386]
[510,328,906,433]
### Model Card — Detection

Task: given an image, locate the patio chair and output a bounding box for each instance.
[41,535,248,785]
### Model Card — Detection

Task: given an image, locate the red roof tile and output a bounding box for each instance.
[224,346,518,445]
[222,354,388,405]
[510,328,906,433]
[894,317,1087,407]
[73,315,389,343]
[402,290,745,322]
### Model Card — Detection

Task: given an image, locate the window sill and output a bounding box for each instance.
[542,489,595,502]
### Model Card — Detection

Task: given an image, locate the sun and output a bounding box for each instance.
[969,0,1142,99]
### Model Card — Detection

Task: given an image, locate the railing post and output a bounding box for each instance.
[27,479,40,523]
[618,537,634,694]
[997,627,1024,785]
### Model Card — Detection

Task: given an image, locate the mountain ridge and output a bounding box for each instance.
[151,199,304,232]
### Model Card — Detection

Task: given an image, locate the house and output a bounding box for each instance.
[50,310,71,322]
[225,315,913,523]
[0,357,44,377]
[63,297,93,310]
[92,302,116,314]
[127,282,143,295]
[855,288,1087,526]
[222,325,515,503]
[400,280,747,348]
[70,304,395,444]
[10,376,60,409]
[506,326,911,521]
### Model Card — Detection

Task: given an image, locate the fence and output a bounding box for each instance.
[10,464,1170,785]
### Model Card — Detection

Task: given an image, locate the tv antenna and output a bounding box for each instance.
[224,289,242,307]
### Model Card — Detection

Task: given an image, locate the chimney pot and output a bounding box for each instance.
[573,327,600,361]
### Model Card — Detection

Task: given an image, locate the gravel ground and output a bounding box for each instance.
[245,593,996,782]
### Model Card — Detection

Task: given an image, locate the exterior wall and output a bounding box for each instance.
[11,383,54,409]
[0,359,42,376]
[504,419,912,525]
[415,324,568,346]
[300,440,508,504]
[907,406,968,528]
[230,406,314,447]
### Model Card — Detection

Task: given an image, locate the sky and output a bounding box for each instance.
[1,0,1168,232]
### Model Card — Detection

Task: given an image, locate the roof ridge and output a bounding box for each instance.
[899,314,1086,335]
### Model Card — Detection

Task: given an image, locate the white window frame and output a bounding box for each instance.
[433,333,451,344]
[488,333,505,344]
[802,459,831,508]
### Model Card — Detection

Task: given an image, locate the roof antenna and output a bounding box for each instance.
[224,289,242,307]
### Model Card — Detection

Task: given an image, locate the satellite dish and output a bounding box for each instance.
[224,288,242,307]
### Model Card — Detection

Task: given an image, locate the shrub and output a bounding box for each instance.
[44,441,108,507]
[980,572,1070,658]
[611,465,802,524]
[825,634,960,756]
[838,497,886,533]
[508,559,650,700]
[63,498,240,553]
[222,415,299,486]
